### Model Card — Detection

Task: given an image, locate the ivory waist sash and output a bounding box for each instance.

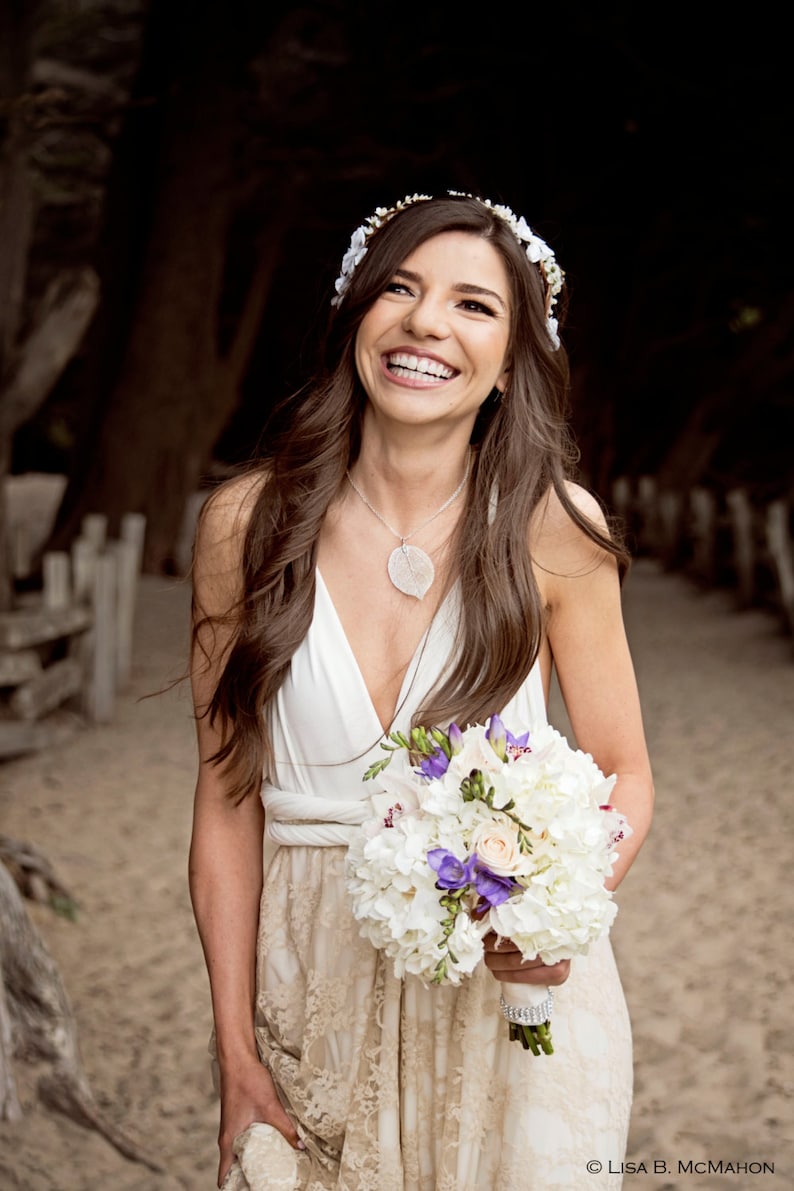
[261,783,371,847]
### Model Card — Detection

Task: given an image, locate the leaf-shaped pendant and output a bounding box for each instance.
[387,544,434,600]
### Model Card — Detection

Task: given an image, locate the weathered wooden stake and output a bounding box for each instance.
[89,552,116,723]
[726,489,756,608]
[636,475,658,552]
[71,536,97,604]
[111,538,139,691]
[120,512,146,573]
[657,490,685,568]
[42,551,71,610]
[81,513,107,552]
[765,501,794,640]
[611,476,632,520]
[689,487,717,584]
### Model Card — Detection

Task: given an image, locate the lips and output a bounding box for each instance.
[384,351,458,382]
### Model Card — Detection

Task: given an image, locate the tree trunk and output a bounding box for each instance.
[0,269,100,440]
[48,1,288,573]
[0,0,42,609]
[0,855,163,1170]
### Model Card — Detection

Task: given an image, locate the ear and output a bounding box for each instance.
[495,362,511,395]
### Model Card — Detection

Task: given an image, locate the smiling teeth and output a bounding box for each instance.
[387,352,455,379]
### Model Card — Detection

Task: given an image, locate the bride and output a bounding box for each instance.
[188,191,654,1189]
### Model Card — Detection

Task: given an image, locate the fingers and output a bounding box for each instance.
[216,1059,306,1186]
[217,1130,239,1188]
[217,1093,305,1186]
[269,1099,304,1150]
[486,957,570,984]
[482,934,571,985]
[217,1149,233,1188]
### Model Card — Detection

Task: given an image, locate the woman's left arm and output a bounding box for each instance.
[484,484,654,986]
[539,485,654,891]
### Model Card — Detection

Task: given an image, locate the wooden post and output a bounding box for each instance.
[71,536,97,604]
[610,476,632,529]
[657,490,684,569]
[42,551,71,611]
[726,489,756,608]
[110,514,145,690]
[689,487,717,584]
[120,512,146,574]
[111,538,139,691]
[636,475,658,553]
[765,501,794,640]
[81,513,107,552]
[88,552,116,723]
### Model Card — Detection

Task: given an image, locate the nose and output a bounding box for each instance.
[402,293,450,339]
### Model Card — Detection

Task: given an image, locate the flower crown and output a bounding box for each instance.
[331,190,565,349]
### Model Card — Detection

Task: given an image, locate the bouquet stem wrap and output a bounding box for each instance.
[499,981,555,1055]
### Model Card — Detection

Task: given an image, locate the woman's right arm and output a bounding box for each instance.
[187,479,302,1187]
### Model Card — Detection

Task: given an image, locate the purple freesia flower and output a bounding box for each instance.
[473,863,517,907]
[486,713,530,761]
[419,746,450,780]
[427,848,475,890]
[447,723,464,753]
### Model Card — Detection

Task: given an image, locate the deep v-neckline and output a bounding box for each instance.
[314,569,455,736]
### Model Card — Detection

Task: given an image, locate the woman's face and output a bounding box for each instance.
[354,231,512,436]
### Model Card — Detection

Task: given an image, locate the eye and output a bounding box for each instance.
[383,281,414,297]
[459,298,497,317]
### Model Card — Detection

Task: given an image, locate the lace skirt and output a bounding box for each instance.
[250,844,633,1191]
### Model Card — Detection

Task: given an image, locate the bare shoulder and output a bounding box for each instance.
[192,468,269,614]
[530,481,616,602]
[197,468,269,547]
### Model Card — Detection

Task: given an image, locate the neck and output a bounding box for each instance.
[351,416,473,515]
[348,444,471,536]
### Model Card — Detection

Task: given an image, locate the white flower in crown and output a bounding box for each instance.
[334,225,370,297]
[331,194,432,306]
[331,190,565,351]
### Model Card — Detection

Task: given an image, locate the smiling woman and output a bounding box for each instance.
[353,232,511,434]
[188,192,654,1189]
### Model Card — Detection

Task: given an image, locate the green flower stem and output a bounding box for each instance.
[432,887,469,983]
[507,1021,554,1056]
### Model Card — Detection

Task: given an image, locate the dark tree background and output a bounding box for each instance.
[2,0,792,575]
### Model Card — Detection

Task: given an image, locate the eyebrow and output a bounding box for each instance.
[394,268,508,312]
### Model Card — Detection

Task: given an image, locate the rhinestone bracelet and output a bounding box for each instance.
[499,989,555,1026]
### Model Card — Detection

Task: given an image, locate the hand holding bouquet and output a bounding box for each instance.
[345,715,630,1054]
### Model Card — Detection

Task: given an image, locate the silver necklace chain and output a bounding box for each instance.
[345,449,471,547]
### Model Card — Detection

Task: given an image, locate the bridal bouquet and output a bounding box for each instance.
[345,715,630,1055]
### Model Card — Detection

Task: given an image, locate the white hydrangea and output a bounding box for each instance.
[345,715,630,990]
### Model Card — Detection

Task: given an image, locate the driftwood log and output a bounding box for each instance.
[0,846,164,1172]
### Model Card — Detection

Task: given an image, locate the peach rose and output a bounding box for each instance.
[471,820,525,876]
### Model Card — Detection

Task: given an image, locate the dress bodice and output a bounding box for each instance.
[261,570,548,844]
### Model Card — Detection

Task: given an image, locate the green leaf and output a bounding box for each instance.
[363,756,393,781]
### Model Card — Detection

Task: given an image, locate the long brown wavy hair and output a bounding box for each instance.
[194,194,629,801]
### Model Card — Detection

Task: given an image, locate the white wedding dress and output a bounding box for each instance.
[235,571,632,1190]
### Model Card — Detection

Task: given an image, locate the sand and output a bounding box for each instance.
[0,557,792,1190]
